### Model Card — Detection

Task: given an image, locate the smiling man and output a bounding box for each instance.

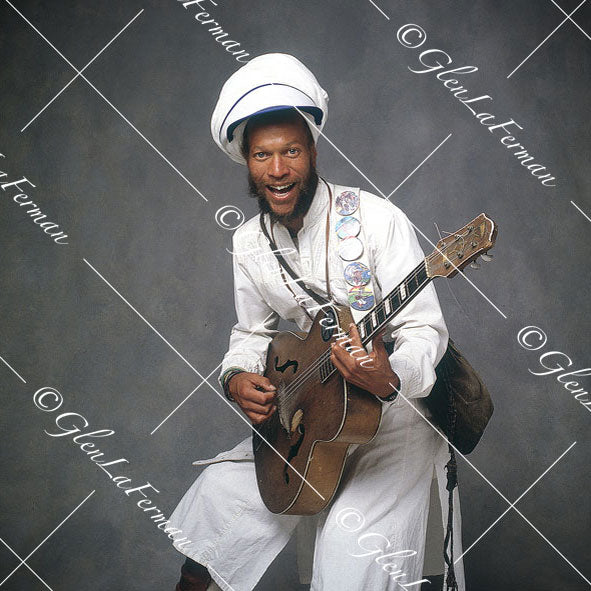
[244,109,318,235]
[169,53,465,591]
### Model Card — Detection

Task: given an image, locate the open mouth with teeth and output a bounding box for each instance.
[266,183,297,200]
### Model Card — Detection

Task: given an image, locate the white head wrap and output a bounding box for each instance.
[210,53,329,165]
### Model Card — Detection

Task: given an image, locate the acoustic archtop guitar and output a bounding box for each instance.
[253,213,497,515]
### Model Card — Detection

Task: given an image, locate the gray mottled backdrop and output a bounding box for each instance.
[1,1,590,589]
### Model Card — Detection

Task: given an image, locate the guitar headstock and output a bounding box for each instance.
[426,213,497,279]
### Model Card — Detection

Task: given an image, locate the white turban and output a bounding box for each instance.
[210,53,329,165]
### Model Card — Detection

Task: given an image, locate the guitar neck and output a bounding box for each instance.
[356,259,431,345]
[318,259,431,382]
[312,213,497,385]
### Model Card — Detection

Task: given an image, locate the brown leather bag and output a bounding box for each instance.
[425,338,494,455]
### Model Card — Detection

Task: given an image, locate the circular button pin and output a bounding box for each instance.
[335,216,361,239]
[344,262,371,286]
[348,286,375,311]
[338,236,364,261]
[335,191,359,215]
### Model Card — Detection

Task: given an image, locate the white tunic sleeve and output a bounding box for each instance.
[217,231,280,387]
[369,197,449,402]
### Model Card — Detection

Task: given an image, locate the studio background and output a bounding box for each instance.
[0,1,589,589]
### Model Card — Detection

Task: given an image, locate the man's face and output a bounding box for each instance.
[245,118,318,225]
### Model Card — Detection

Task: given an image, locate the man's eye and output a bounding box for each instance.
[287,148,300,156]
[254,152,266,159]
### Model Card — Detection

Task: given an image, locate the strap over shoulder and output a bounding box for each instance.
[330,184,379,324]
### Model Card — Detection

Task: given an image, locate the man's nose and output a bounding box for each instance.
[267,154,289,178]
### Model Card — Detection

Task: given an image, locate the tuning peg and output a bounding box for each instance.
[481,252,493,262]
[470,259,481,270]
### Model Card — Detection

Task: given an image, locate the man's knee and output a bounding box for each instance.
[197,462,234,495]
[197,460,257,502]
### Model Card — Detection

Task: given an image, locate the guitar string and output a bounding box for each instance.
[279,260,432,402]
[280,274,432,404]
[279,226,477,402]
[281,279,430,402]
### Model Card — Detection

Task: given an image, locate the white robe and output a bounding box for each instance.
[169,181,466,591]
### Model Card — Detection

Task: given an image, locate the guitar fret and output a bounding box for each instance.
[400,283,408,301]
[384,297,392,315]
[376,305,386,326]
[371,310,378,327]
[390,291,400,310]
[359,321,366,339]
[419,266,428,284]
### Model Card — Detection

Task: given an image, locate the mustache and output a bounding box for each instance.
[248,165,319,224]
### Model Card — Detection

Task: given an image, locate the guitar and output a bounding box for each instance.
[252,213,498,515]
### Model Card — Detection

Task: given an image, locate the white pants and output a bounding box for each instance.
[169,401,465,591]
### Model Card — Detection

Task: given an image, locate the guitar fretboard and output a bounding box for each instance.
[318,260,430,382]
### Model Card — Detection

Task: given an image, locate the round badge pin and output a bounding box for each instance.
[338,236,364,261]
[348,286,375,311]
[344,262,371,286]
[335,216,361,239]
[335,191,359,215]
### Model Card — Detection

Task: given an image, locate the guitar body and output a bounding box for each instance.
[253,304,382,515]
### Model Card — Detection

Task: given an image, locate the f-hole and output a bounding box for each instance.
[283,423,305,485]
[274,356,298,374]
[321,307,338,342]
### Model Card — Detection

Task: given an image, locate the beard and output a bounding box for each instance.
[247,163,319,226]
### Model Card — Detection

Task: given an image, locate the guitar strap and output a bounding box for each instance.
[258,212,328,309]
[329,184,379,324]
